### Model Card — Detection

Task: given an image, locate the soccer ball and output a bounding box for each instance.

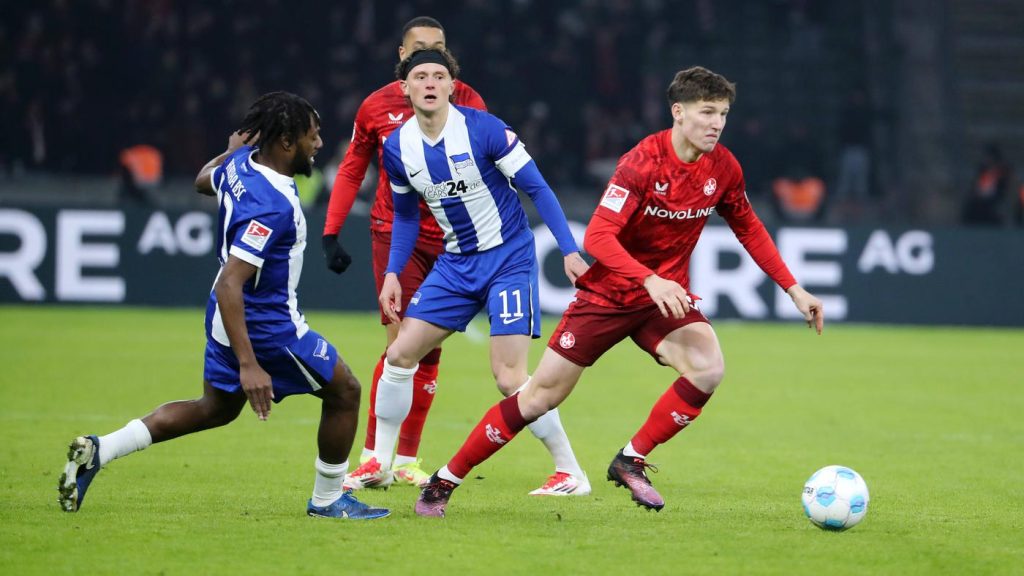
[802,465,870,531]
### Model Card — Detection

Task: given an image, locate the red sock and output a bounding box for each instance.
[363,353,386,452]
[397,348,440,456]
[630,377,712,456]
[447,395,527,479]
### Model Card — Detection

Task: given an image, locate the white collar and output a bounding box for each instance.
[248,150,296,195]
[414,103,463,147]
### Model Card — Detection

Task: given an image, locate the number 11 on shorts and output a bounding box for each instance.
[499,289,524,325]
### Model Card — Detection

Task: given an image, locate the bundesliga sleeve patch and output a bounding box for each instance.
[600,184,630,213]
[241,219,273,252]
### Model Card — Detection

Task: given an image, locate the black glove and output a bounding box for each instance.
[323,234,352,274]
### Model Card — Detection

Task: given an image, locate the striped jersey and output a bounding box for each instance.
[323,80,485,241]
[206,146,309,348]
[381,104,533,254]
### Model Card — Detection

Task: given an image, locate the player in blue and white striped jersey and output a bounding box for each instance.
[368,49,592,499]
[58,93,388,520]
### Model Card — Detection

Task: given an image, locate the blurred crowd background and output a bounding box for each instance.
[2,0,1023,226]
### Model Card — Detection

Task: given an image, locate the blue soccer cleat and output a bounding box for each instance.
[306,490,390,520]
[58,435,101,512]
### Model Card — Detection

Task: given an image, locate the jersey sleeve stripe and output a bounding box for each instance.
[228,245,265,268]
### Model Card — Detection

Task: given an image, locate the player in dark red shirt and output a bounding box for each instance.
[323,18,588,497]
[321,17,485,490]
[414,66,825,517]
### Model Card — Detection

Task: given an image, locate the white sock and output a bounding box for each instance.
[528,408,585,477]
[312,458,347,507]
[360,447,374,462]
[373,359,417,470]
[515,377,584,478]
[437,465,463,485]
[394,454,417,467]
[623,441,645,458]
[98,419,152,466]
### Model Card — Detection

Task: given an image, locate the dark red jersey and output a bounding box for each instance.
[575,129,796,308]
[323,80,486,241]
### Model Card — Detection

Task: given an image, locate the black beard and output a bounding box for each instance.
[293,155,314,177]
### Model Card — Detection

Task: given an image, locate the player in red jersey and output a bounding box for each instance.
[414,66,825,517]
[323,18,588,496]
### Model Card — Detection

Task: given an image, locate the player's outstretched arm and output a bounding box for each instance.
[786,284,824,335]
[215,255,274,419]
[194,131,254,196]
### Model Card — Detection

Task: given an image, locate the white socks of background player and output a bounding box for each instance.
[312,458,347,507]
[519,378,586,479]
[373,359,418,470]
[98,419,152,466]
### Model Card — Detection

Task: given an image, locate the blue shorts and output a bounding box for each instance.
[406,231,541,338]
[204,329,337,402]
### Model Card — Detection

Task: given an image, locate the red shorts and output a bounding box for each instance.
[547,298,710,367]
[372,230,444,325]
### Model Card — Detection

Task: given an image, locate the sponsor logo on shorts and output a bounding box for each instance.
[411,291,422,306]
[559,331,576,349]
[240,219,272,251]
[671,411,692,427]
[703,178,717,196]
[313,338,330,361]
[485,423,507,445]
[600,184,630,213]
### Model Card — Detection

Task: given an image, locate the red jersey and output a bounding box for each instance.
[575,129,796,308]
[323,80,487,242]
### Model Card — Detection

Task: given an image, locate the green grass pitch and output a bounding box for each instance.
[1,306,1022,575]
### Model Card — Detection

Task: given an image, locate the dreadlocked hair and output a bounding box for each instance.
[237,92,319,151]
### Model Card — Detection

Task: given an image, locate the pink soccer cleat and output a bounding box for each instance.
[606,450,665,511]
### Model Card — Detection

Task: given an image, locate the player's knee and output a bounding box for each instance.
[520,381,569,416]
[331,375,360,403]
[519,396,548,421]
[336,363,360,393]
[384,348,418,369]
[690,359,725,392]
[202,397,243,427]
[325,363,361,405]
[520,388,559,420]
[493,372,526,397]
